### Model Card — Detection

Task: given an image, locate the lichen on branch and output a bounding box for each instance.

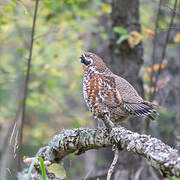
[20,126,180,179]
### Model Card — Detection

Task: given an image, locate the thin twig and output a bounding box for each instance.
[106,147,119,180]
[156,27,180,32]
[134,166,144,180]
[143,0,163,134]
[83,168,93,180]
[164,5,180,18]
[151,0,178,100]
[149,0,163,101]
[18,0,39,171]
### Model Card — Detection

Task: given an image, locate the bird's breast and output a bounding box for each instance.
[83,70,118,112]
[83,71,100,112]
[82,70,128,121]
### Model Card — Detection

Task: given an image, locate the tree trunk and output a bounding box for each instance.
[108,0,144,179]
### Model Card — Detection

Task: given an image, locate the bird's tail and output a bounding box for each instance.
[143,101,159,120]
[124,102,159,120]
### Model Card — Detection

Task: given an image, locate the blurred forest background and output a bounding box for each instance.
[0,0,180,179]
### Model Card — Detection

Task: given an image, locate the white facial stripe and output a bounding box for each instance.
[89,66,105,74]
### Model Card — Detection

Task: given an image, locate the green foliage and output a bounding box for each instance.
[39,157,47,180]
[113,26,128,35]
[47,163,66,179]
[72,119,81,128]
[172,177,180,180]
[113,26,129,44]
[26,157,47,180]
[116,34,130,44]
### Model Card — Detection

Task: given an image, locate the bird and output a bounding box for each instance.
[79,52,158,128]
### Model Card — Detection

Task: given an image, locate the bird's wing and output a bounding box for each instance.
[114,75,143,103]
[98,74,158,120]
[114,75,159,120]
[99,74,142,107]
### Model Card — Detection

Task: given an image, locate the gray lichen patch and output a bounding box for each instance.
[34,126,180,178]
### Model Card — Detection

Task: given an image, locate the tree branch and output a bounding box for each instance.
[164,4,180,18]
[19,126,180,179]
[107,146,119,180]
[151,0,178,100]
[149,0,163,101]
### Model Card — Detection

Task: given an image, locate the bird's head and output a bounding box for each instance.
[79,52,108,73]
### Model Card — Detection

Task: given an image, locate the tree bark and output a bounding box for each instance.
[108,0,144,178]
[109,0,144,96]
[18,127,180,179]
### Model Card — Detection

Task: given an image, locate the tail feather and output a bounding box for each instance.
[124,102,159,120]
[148,109,159,120]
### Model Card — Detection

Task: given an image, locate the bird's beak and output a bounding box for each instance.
[80,54,86,64]
[79,55,86,71]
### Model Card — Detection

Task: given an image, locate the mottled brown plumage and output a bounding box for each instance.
[80,52,158,125]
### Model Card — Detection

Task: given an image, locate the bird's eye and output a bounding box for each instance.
[85,53,93,58]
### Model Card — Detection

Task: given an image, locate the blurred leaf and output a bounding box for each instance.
[18,1,28,15]
[6,0,16,12]
[72,119,80,128]
[113,27,128,35]
[172,176,180,180]
[50,68,61,77]
[173,33,180,43]
[10,0,16,7]
[69,82,77,91]
[0,19,8,25]
[116,34,129,44]
[144,86,156,94]
[128,31,143,48]
[44,1,53,9]
[6,6,14,12]
[47,80,56,88]
[16,48,24,54]
[144,73,151,82]
[144,76,170,93]
[100,32,108,40]
[47,163,66,179]
[147,62,167,73]
[153,64,160,71]
[157,81,168,89]
[29,81,40,90]
[160,62,167,69]
[101,3,112,13]
[145,29,155,36]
